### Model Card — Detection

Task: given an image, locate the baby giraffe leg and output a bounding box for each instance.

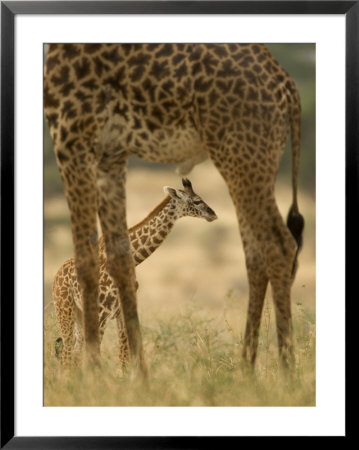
[116,313,130,373]
[53,301,75,366]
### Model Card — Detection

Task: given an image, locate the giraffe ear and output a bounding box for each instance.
[163,186,180,199]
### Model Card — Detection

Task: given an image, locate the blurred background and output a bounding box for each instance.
[44,45,315,399]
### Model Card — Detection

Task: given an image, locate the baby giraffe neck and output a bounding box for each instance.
[129,196,182,265]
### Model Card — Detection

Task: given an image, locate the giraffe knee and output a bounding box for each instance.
[245,253,266,277]
[265,225,298,277]
[270,223,297,257]
[285,234,299,280]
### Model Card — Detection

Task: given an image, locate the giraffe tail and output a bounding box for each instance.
[286,79,305,274]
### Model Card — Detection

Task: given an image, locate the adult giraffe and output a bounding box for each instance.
[44,44,304,376]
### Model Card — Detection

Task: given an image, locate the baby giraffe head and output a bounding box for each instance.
[163,178,217,222]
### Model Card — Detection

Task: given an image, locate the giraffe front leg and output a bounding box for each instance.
[72,313,108,367]
[57,158,101,367]
[115,280,138,372]
[96,156,147,379]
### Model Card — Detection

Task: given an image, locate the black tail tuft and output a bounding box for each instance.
[287,206,304,250]
[55,337,63,360]
[287,206,304,277]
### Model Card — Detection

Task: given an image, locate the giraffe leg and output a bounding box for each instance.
[53,273,76,365]
[56,160,101,366]
[264,220,296,370]
[116,312,130,372]
[240,208,296,370]
[243,205,296,370]
[256,204,297,369]
[73,320,84,365]
[116,280,138,369]
[53,300,75,366]
[96,156,147,379]
[240,220,268,366]
[208,141,297,370]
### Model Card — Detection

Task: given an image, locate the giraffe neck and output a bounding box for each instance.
[129,195,183,265]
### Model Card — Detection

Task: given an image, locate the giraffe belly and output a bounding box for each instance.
[131,124,207,169]
[175,152,208,175]
[99,112,208,169]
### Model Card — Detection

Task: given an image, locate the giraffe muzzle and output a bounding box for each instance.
[205,208,218,222]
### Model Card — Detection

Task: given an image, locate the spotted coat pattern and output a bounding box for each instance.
[53,179,217,367]
[44,44,304,373]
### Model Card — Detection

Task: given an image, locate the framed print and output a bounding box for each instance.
[1,1,354,446]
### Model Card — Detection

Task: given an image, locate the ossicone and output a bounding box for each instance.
[182,178,194,192]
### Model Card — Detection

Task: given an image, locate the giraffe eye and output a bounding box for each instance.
[193,200,202,205]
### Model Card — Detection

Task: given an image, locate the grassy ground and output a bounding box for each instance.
[44,161,315,406]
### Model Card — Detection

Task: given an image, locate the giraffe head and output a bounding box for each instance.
[163,178,217,222]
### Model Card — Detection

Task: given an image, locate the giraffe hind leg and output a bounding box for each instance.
[54,318,75,366]
[53,272,76,366]
[237,216,268,367]
[243,208,297,370]
[263,208,297,369]
[116,314,130,373]
[72,321,84,366]
[208,145,297,370]
[242,262,268,365]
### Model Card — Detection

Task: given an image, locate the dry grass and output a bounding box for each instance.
[44,161,315,406]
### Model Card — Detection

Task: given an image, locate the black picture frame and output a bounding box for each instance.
[1,1,354,447]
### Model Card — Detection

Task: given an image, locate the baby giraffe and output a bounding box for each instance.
[53,178,217,367]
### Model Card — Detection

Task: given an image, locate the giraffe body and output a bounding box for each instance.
[45,44,304,373]
[53,179,217,366]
